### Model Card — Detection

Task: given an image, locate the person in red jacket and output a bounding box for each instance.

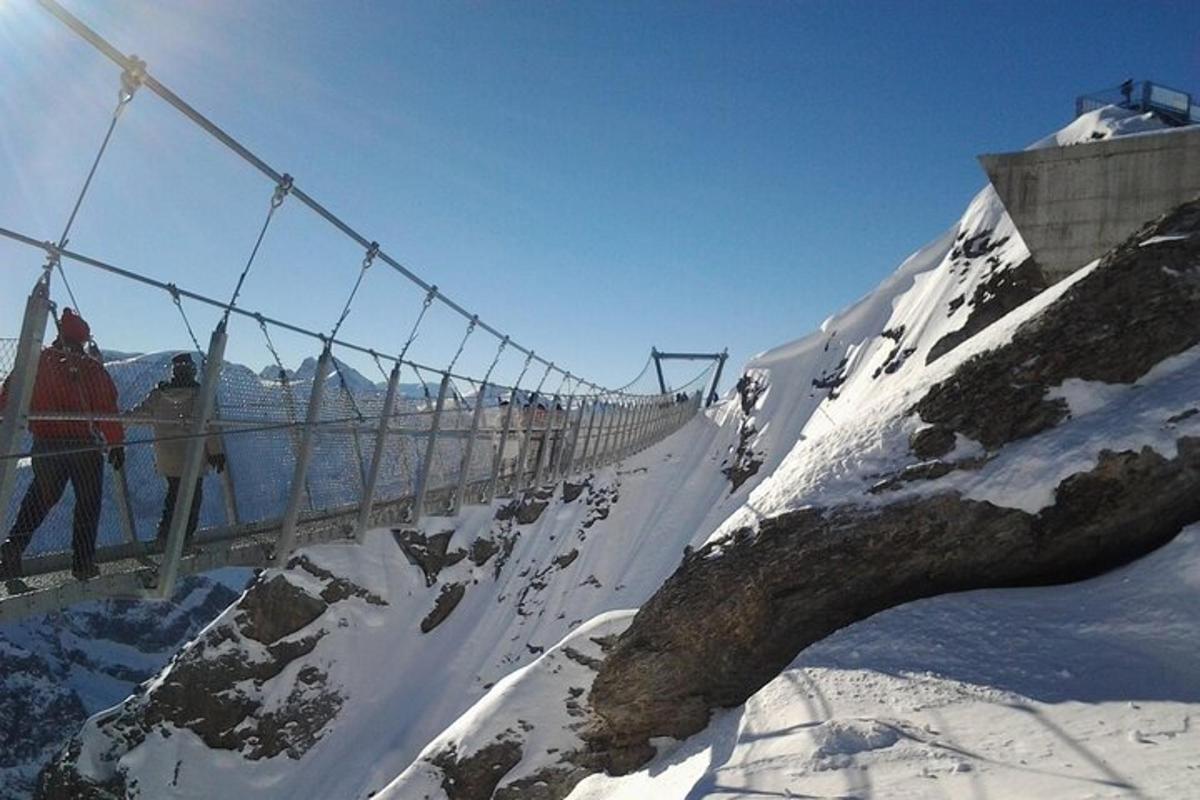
[0,309,124,581]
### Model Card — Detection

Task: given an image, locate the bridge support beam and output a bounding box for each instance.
[549,394,574,482]
[273,345,331,567]
[451,381,488,516]
[707,350,728,407]
[412,372,451,523]
[158,323,227,594]
[485,395,517,503]
[355,361,401,541]
[514,392,539,493]
[0,275,52,536]
[575,397,599,474]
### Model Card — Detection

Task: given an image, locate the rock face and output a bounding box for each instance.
[585,202,1200,773]
[918,200,1200,449]
[34,565,383,799]
[588,442,1200,772]
[0,575,243,800]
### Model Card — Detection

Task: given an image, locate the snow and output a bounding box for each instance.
[31,98,1200,800]
[569,525,1200,799]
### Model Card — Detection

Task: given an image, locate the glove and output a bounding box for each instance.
[107,447,125,471]
[208,452,226,473]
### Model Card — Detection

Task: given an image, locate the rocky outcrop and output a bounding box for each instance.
[421,583,467,633]
[430,740,524,800]
[927,257,1048,363]
[35,564,387,798]
[394,529,467,586]
[918,200,1200,449]
[722,373,767,492]
[0,575,242,800]
[584,201,1200,773]
[587,440,1200,772]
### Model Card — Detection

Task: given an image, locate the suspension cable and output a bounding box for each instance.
[331,356,366,421]
[508,350,535,403]
[610,352,653,395]
[397,287,437,364]
[222,174,291,325]
[0,226,542,388]
[481,335,507,385]
[445,314,478,374]
[33,0,614,393]
[167,282,206,365]
[329,241,378,341]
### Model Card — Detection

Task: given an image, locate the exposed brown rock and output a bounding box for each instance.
[587,440,1200,773]
[288,555,387,606]
[909,425,957,460]
[495,488,554,525]
[421,583,467,633]
[494,765,593,800]
[928,257,1048,364]
[235,575,327,644]
[469,537,500,567]
[562,480,589,503]
[917,200,1200,449]
[393,529,467,586]
[430,739,523,800]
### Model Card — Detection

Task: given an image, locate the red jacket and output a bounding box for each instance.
[0,346,124,445]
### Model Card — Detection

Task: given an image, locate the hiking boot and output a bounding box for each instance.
[0,541,22,580]
[71,563,100,582]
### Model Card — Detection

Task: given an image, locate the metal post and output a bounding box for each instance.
[531,394,559,487]
[599,400,620,466]
[638,399,656,452]
[632,399,651,454]
[514,393,538,492]
[111,467,140,549]
[218,445,241,527]
[621,400,637,456]
[575,396,599,473]
[158,323,226,595]
[0,276,51,531]
[451,381,488,516]
[613,402,631,460]
[355,361,401,541]
[562,397,587,479]
[707,350,728,407]
[652,347,667,394]
[273,345,332,567]
[412,372,451,523]
[549,394,574,481]
[485,394,518,503]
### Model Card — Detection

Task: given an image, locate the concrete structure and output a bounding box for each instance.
[980,125,1200,282]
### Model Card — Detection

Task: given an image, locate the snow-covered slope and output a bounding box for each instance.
[36,106,1200,800]
[39,409,752,798]
[569,523,1200,800]
[0,573,245,800]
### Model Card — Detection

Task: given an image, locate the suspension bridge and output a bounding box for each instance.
[0,0,726,622]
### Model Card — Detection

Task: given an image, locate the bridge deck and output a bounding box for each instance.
[0,476,491,622]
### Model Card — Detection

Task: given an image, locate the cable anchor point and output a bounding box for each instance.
[118,55,147,105]
[363,241,380,270]
[271,174,293,208]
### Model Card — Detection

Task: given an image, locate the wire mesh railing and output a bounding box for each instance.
[0,0,719,618]
[0,287,704,610]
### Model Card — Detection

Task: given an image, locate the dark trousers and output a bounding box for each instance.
[157,476,203,544]
[7,440,104,570]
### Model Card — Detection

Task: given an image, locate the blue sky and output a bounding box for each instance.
[1,0,1197,393]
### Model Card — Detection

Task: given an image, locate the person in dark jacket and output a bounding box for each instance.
[126,353,225,544]
[0,309,124,581]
